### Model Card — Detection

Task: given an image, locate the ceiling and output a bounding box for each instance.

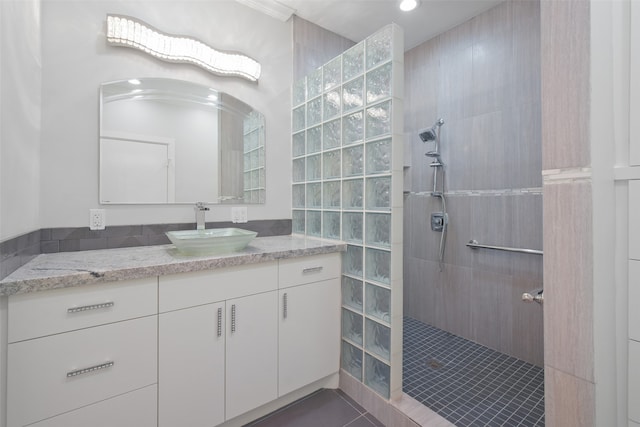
[241,0,504,51]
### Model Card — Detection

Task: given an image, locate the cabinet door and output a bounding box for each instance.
[226,292,278,420]
[159,303,225,427]
[278,278,341,396]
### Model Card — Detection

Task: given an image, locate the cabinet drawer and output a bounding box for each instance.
[631,181,640,260]
[631,340,640,423]
[631,261,640,342]
[7,316,157,427]
[28,385,157,427]
[8,277,157,343]
[159,261,277,312]
[279,253,341,288]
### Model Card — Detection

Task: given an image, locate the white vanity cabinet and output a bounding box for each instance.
[6,277,158,427]
[278,253,341,396]
[158,262,279,426]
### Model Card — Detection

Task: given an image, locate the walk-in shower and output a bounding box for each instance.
[419,118,447,271]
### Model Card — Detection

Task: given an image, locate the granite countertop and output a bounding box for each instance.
[0,235,346,296]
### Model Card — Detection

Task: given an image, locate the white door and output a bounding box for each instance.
[278,279,341,396]
[159,303,225,427]
[225,292,278,420]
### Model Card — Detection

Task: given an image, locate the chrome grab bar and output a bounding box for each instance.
[467,240,543,256]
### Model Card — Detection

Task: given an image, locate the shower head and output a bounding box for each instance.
[418,118,445,142]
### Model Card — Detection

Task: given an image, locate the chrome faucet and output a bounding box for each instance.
[195,202,210,230]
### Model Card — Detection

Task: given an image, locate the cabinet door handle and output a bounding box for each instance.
[231,304,236,333]
[67,361,114,378]
[217,307,222,337]
[67,301,114,314]
[302,266,323,274]
[283,293,288,319]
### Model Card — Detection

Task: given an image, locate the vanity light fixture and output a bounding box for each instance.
[106,14,261,82]
[399,0,419,12]
[128,78,141,85]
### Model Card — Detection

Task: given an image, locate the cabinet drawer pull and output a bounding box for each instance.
[67,302,114,314]
[217,307,222,337]
[283,293,288,319]
[302,266,323,274]
[66,361,114,378]
[231,304,236,333]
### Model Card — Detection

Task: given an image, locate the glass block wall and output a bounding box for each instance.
[243,110,266,203]
[291,24,404,400]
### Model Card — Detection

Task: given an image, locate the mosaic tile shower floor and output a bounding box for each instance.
[403,317,545,426]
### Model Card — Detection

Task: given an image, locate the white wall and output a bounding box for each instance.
[0,0,42,241]
[39,0,292,228]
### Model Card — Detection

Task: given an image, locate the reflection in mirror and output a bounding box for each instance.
[99,78,265,204]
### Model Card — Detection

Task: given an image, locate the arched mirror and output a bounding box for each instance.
[99,78,265,204]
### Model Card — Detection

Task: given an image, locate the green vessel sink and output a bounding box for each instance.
[166,228,257,256]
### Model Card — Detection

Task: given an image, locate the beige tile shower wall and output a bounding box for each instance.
[292,16,356,82]
[540,0,597,425]
[403,0,544,366]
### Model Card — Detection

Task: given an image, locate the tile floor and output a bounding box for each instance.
[245,388,383,427]
[403,317,545,426]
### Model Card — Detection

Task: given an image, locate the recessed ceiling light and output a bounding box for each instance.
[128,79,141,85]
[399,0,419,12]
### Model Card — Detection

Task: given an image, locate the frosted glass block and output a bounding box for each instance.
[365,248,391,285]
[307,183,322,208]
[343,179,364,210]
[364,354,390,399]
[342,341,363,381]
[366,26,392,70]
[343,244,363,277]
[323,211,341,239]
[366,213,391,248]
[292,158,305,183]
[366,177,391,211]
[323,119,341,150]
[250,150,259,169]
[366,62,392,104]
[343,77,364,112]
[307,126,322,154]
[243,172,250,189]
[251,170,259,188]
[307,97,322,127]
[342,145,364,177]
[307,210,321,236]
[243,153,250,172]
[323,181,340,209]
[292,184,305,208]
[343,42,364,81]
[365,319,390,361]
[306,154,321,181]
[323,150,341,179]
[259,168,265,187]
[293,132,305,158]
[342,308,363,345]
[293,78,306,106]
[365,100,391,139]
[343,111,364,145]
[292,105,305,132]
[342,212,363,243]
[292,210,305,234]
[308,67,323,99]
[324,90,341,120]
[342,276,363,311]
[365,283,390,323]
[244,130,259,151]
[323,56,341,90]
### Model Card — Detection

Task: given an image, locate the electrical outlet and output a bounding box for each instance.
[89,209,106,230]
[231,207,248,224]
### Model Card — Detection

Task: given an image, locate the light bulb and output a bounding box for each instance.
[399,0,419,12]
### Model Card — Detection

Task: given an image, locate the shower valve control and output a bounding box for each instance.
[431,212,447,232]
